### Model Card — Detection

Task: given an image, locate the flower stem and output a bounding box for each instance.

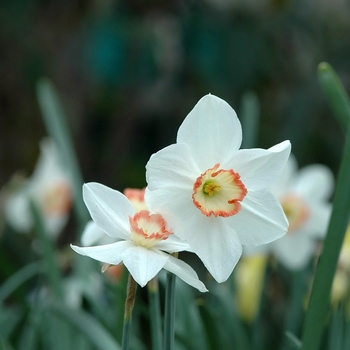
[163,253,178,350]
[29,200,63,300]
[147,277,162,350]
[122,274,137,350]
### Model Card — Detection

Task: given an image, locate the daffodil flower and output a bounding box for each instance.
[81,188,147,246]
[245,155,334,270]
[71,182,207,292]
[145,94,291,282]
[5,138,72,238]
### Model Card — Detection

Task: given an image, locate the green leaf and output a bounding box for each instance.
[301,67,350,350]
[285,331,302,350]
[318,62,350,133]
[36,78,89,232]
[0,305,24,342]
[0,261,44,304]
[328,307,344,350]
[49,302,121,350]
[30,200,63,300]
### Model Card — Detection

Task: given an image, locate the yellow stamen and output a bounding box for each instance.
[203,182,221,196]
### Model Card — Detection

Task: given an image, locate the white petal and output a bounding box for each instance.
[290,164,334,201]
[122,247,168,287]
[70,240,133,265]
[225,140,291,191]
[154,234,192,253]
[270,234,316,270]
[229,189,288,245]
[270,153,298,196]
[83,183,134,239]
[176,216,243,283]
[81,221,108,246]
[146,185,243,281]
[145,143,199,191]
[163,255,208,292]
[177,94,242,170]
[145,186,199,237]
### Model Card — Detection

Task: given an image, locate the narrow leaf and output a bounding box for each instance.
[36,78,89,231]
[50,302,121,350]
[318,62,350,133]
[301,92,350,349]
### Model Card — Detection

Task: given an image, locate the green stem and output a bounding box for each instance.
[29,200,63,300]
[147,277,162,350]
[300,124,350,350]
[163,272,177,350]
[122,274,137,350]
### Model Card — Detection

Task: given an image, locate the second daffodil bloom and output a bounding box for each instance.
[145,94,291,282]
[71,182,207,292]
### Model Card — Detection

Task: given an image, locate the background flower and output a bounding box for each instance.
[5,138,72,239]
[245,154,334,270]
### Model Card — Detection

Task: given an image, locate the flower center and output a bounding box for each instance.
[280,195,310,232]
[129,210,172,248]
[192,163,248,217]
[42,181,72,216]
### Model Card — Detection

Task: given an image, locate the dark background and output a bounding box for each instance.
[1,0,349,192]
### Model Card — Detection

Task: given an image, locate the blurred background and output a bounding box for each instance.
[1,0,350,191]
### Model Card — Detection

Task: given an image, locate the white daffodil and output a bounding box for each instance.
[145,94,291,282]
[81,187,147,246]
[5,138,72,238]
[71,182,207,292]
[246,154,334,270]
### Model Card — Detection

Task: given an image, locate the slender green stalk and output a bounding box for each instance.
[29,200,63,300]
[122,274,137,350]
[147,277,162,350]
[300,122,350,350]
[163,272,177,350]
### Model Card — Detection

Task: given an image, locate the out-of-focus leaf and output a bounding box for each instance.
[0,261,43,303]
[30,201,63,300]
[301,67,350,350]
[172,278,208,350]
[318,62,350,133]
[0,305,24,342]
[285,331,302,350]
[328,307,345,350]
[49,302,121,350]
[36,78,89,231]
